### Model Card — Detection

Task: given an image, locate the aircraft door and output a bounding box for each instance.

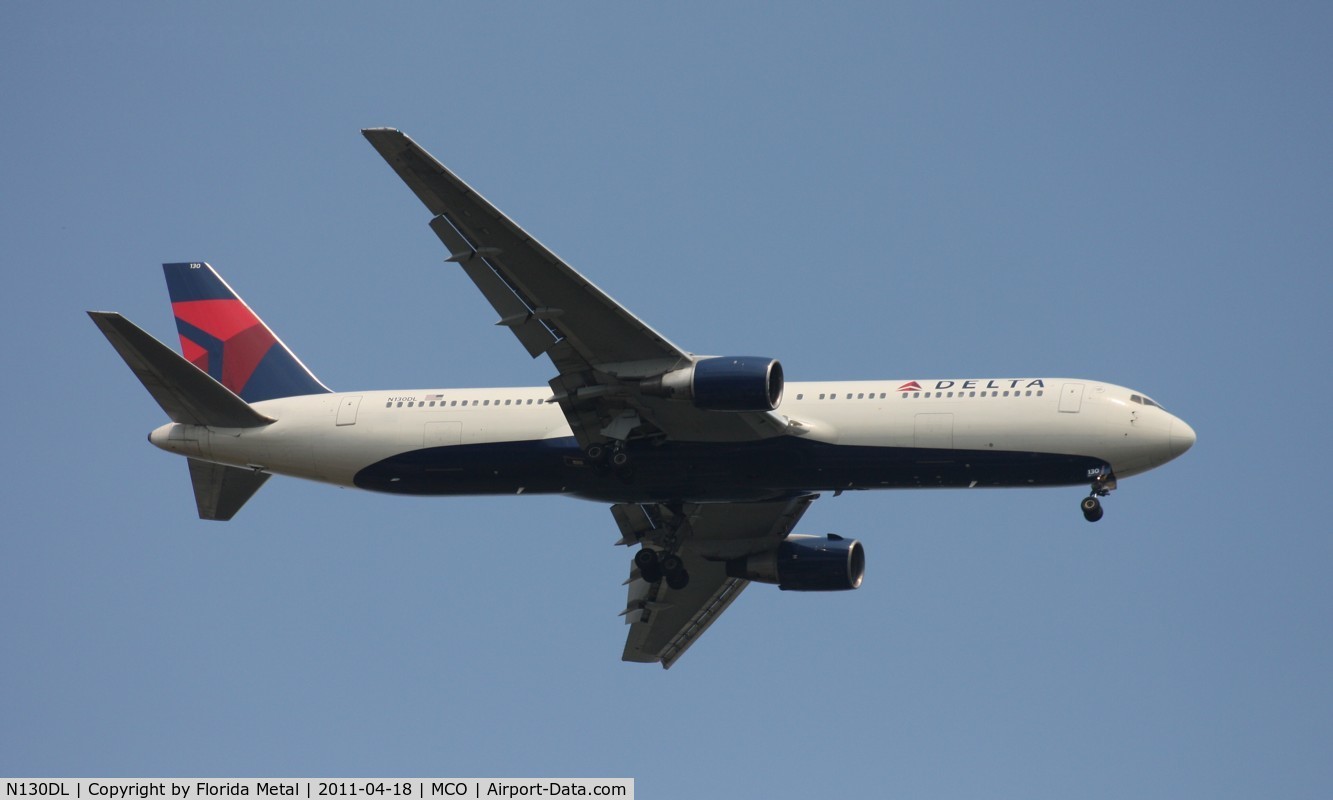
[1059,383,1084,413]
[336,395,362,426]
[424,421,462,448]
[914,413,954,449]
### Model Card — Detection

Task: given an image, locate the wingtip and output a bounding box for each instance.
[87,310,123,328]
[362,128,410,158]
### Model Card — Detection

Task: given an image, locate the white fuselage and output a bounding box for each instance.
[149,377,1195,503]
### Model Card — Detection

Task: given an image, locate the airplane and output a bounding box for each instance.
[89,128,1197,668]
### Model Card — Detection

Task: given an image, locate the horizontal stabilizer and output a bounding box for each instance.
[88,311,274,428]
[188,458,270,521]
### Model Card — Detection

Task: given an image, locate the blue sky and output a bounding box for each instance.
[2,2,1330,796]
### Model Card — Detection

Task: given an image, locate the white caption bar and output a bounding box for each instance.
[2,781,632,800]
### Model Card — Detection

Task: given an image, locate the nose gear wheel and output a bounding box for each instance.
[1080,470,1116,522]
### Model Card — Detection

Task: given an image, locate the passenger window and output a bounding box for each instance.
[505,399,512,406]
[396,402,403,408]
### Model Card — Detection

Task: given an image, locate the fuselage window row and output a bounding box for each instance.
[385,390,1046,410]
[902,390,1045,399]
[802,390,1046,402]
[384,398,544,409]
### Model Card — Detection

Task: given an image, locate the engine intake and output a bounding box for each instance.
[642,356,784,412]
[726,534,865,591]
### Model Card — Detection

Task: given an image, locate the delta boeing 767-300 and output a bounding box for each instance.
[90,129,1196,668]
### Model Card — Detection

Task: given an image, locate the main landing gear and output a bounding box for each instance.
[585,443,631,468]
[635,547,690,590]
[1080,471,1116,522]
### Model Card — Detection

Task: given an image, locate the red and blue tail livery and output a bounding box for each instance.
[164,262,329,403]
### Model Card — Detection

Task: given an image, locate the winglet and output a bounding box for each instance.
[89,311,274,428]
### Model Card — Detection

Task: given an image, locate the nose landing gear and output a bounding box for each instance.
[1081,471,1116,522]
[1080,495,1104,522]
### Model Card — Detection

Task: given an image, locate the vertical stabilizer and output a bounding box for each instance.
[164,262,330,402]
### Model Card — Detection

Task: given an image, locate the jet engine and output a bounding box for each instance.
[641,356,784,411]
[726,534,865,591]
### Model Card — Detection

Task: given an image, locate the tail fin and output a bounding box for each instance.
[164,262,330,403]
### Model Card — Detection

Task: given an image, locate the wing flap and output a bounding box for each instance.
[363,127,688,370]
[622,554,750,668]
[616,495,819,668]
[427,215,559,358]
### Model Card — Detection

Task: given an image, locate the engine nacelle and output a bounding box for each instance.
[641,356,784,411]
[726,534,865,591]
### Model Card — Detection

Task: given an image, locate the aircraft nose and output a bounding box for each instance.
[1170,417,1196,458]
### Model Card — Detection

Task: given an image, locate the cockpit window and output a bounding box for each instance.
[1130,394,1165,410]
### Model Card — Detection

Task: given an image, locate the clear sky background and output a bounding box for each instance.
[2,2,1330,797]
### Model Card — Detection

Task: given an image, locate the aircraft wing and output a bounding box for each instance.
[363,128,791,448]
[614,494,817,668]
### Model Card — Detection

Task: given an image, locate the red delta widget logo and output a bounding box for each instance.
[897,379,1047,392]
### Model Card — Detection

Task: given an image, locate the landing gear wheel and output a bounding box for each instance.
[665,567,690,590]
[585,445,606,463]
[635,548,664,583]
[611,450,629,467]
[658,554,689,589]
[1081,496,1104,522]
